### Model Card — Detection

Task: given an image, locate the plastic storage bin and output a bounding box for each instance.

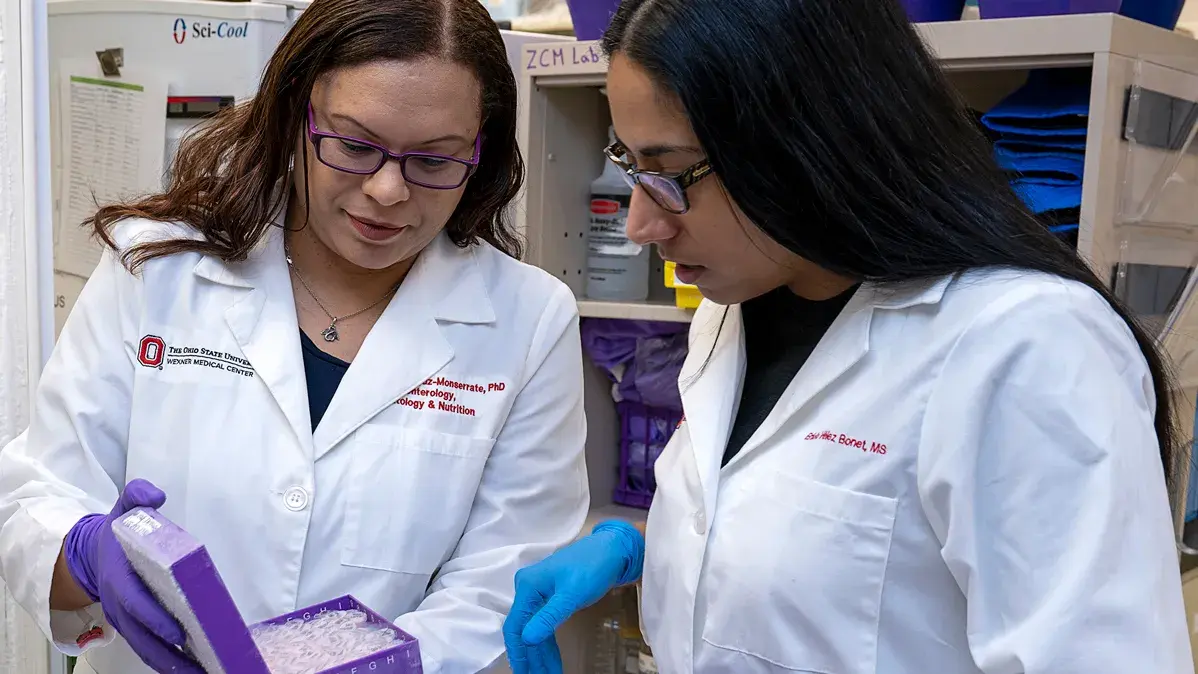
[978,0,1121,18]
[613,401,683,509]
[663,261,702,309]
[901,0,967,22]
[1121,0,1184,29]
[565,0,622,41]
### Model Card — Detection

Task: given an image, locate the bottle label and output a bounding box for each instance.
[589,193,641,257]
[638,652,658,674]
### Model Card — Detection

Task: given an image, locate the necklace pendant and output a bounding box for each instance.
[321,323,340,342]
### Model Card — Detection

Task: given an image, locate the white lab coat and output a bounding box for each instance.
[641,269,1192,674]
[0,218,590,674]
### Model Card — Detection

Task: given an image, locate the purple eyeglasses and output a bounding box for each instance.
[306,103,480,189]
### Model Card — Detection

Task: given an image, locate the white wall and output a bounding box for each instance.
[0,0,52,671]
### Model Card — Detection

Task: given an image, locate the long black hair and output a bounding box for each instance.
[601,0,1184,494]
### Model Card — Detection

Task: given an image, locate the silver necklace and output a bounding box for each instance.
[284,247,398,342]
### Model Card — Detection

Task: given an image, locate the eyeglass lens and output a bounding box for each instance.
[318,137,470,188]
[633,172,687,213]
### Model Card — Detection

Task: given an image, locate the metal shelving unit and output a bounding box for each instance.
[575,299,692,323]
[510,13,1198,672]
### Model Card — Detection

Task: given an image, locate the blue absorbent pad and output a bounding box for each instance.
[993,137,1088,151]
[982,69,1091,137]
[1011,179,1082,214]
[994,144,1085,182]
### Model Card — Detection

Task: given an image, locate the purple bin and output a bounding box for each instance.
[111,507,423,674]
[978,0,1122,18]
[1121,0,1185,28]
[565,0,623,41]
[612,401,683,509]
[901,0,967,22]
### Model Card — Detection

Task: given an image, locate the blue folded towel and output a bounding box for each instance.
[982,69,1091,138]
[1011,180,1081,214]
[994,144,1085,184]
[994,138,1087,153]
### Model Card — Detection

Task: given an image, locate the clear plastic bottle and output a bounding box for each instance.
[618,587,647,673]
[637,644,658,674]
[586,125,650,301]
[590,593,621,674]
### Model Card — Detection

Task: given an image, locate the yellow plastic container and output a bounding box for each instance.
[663,261,703,309]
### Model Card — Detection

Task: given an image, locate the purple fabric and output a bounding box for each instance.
[580,318,686,370]
[625,331,688,409]
[580,318,688,409]
[64,479,202,673]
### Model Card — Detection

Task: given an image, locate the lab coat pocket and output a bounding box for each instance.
[342,427,495,575]
[700,474,897,674]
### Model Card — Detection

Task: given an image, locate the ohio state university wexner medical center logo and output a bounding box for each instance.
[137,335,255,378]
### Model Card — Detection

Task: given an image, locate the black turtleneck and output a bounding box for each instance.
[723,284,859,466]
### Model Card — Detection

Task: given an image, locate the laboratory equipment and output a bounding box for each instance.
[586,126,649,301]
[46,0,291,335]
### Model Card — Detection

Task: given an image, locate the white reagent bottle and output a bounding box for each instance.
[586,126,650,301]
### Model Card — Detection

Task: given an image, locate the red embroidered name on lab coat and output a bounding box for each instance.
[804,430,887,455]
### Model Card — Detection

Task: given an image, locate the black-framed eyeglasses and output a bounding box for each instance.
[604,139,714,214]
[306,103,480,190]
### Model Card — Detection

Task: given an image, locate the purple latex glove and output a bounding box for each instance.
[64,479,202,673]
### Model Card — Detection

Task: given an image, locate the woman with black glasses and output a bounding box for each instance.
[503,0,1191,672]
[0,0,588,672]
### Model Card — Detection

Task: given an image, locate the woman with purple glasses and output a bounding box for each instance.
[0,0,588,672]
[503,0,1190,672]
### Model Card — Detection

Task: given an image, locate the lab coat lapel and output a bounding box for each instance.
[311,234,494,460]
[722,277,956,469]
[723,286,874,470]
[209,226,315,457]
[679,304,746,521]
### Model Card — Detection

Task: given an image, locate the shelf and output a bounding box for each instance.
[578,299,694,322]
[918,13,1198,70]
[577,503,648,541]
[518,14,1198,83]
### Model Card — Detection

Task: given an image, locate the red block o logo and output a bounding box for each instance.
[138,336,165,368]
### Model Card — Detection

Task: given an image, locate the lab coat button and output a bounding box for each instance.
[692,511,706,535]
[283,486,310,512]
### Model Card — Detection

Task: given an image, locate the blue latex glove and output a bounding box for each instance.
[64,479,202,673]
[503,520,645,674]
